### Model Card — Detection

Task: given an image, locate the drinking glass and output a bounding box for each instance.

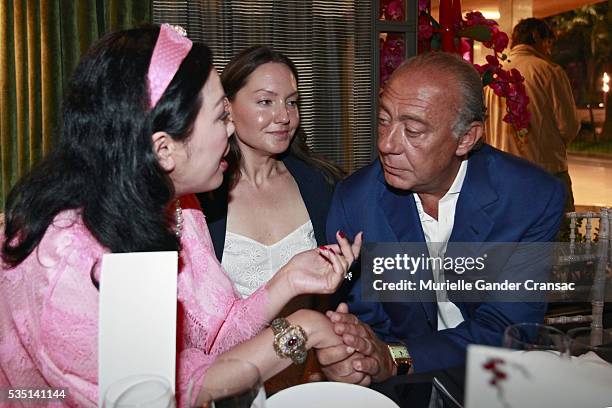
[567,327,612,364]
[503,322,570,358]
[187,359,265,408]
[103,374,175,408]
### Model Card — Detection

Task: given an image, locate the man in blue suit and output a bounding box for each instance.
[318,52,564,384]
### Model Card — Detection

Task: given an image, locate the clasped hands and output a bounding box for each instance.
[278,231,397,385]
[315,303,397,385]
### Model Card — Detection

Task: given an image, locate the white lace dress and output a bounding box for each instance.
[222,220,317,298]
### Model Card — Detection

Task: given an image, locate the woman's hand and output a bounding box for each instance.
[288,309,343,350]
[279,247,347,297]
[280,231,363,297]
[333,230,363,266]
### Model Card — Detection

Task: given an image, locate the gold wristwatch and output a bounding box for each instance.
[271,318,308,365]
[387,343,412,375]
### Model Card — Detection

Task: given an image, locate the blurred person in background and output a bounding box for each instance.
[485,17,580,212]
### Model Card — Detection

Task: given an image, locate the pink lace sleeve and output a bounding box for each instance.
[175,286,269,407]
[0,211,104,407]
[176,204,270,406]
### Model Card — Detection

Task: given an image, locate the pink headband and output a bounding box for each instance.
[147,24,193,109]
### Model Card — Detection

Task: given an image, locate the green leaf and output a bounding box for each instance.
[457,25,493,42]
[431,35,441,50]
[482,70,494,86]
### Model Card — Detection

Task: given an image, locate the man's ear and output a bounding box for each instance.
[456,122,483,156]
[152,131,176,172]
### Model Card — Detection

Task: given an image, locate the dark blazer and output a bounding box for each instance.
[198,154,335,262]
[326,144,565,373]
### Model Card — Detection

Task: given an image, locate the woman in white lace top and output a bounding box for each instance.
[198,46,356,389]
[199,46,348,301]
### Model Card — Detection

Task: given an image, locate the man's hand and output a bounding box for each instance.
[314,303,370,385]
[316,342,372,385]
[326,303,397,383]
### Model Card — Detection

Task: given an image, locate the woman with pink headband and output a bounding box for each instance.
[0,24,360,406]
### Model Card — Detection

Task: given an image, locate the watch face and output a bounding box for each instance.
[389,345,410,360]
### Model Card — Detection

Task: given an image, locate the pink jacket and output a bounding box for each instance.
[0,197,268,407]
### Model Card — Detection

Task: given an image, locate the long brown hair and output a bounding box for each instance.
[221,45,344,188]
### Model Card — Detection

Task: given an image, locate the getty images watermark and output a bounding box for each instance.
[359,242,609,303]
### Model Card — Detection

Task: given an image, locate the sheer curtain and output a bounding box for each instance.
[153,0,375,173]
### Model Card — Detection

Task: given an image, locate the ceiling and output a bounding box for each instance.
[431,0,605,18]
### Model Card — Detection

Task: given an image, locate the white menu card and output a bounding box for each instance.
[98,251,178,406]
[465,345,612,408]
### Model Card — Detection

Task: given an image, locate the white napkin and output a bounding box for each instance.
[573,350,612,368]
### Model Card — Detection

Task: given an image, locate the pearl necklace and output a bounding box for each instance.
[174,199,183,239]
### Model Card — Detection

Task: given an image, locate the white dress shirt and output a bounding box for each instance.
[413,160,468,330]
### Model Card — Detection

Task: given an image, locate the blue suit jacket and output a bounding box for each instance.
[199,154,334,261]
[326,144,564,373]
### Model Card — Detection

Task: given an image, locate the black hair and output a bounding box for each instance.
[2,25,214,267]
[512,18,555,48]
[221,45,344,188]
